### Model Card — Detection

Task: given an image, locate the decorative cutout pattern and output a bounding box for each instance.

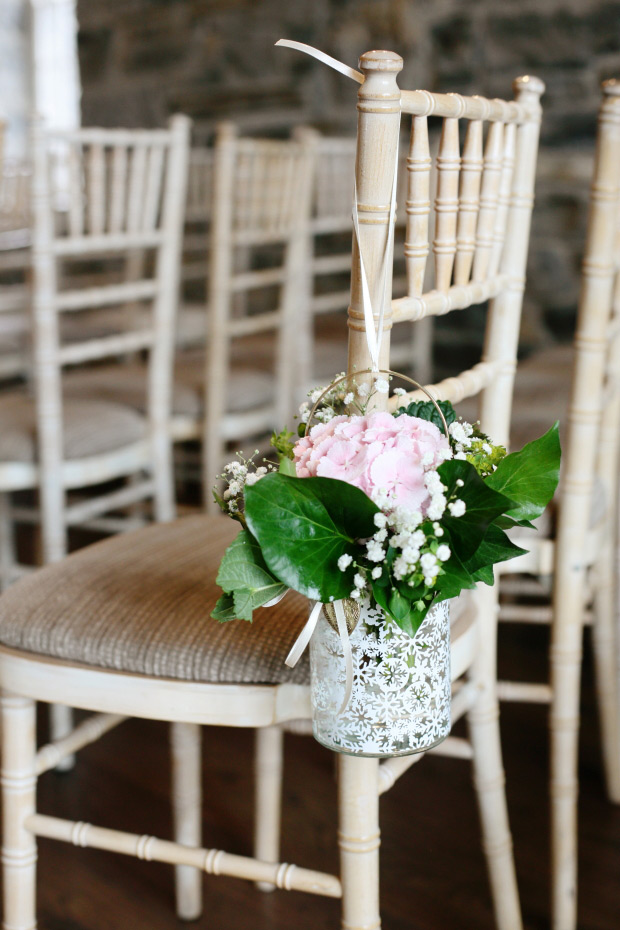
[310,600,451,757]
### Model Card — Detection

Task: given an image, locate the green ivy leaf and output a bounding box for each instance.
[278,456,296,476]
[211,593,237,622]
[464,522,528,575]
[438,458,514,561]
[433,546,478,601]
[215,530,287,621]
[485,423,561,523]
[394,398,457,431]
[245,474,378,602]
[371,581,430,637]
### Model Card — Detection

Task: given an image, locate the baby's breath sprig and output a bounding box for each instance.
[297,371,393,434]
[213,450,276,525]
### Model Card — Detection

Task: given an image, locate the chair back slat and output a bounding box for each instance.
[404,116,431,297]
[433,117,461,291]
[87,143,106,235]
[109,145,128,233]
[454,120,483,285]
[472,122,505,282]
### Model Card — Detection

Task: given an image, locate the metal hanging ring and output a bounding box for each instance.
[305,368,450,439]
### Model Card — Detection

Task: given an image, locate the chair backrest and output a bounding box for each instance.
[349,52,543,450]
[555,81,620,627]
[349,50,543,699]
[0,157,32,382]
[203,122,315,502]
[30,116,191,551]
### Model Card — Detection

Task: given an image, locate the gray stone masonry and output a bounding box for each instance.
[76,0,620,349]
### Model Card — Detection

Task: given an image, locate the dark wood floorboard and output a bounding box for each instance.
[3,626,620,928]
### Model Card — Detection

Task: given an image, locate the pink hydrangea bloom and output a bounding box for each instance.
[293,412,449,512]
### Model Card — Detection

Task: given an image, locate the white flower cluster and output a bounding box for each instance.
[220,452,273,513]
[449,419,474,460]
[336,466,469,596]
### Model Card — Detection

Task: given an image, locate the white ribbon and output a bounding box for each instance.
[275,38,400,713]
[263,588,289,608]
[276,37,400,373]
[275,39,364,84]
[285,599,355,715]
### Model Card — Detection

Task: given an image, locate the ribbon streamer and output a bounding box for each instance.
[285,599,355,715]
[275,38,400,712]
[275,39,364,84]
[276,37,401,372]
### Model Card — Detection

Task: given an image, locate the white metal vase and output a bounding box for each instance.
[310,598,451,757]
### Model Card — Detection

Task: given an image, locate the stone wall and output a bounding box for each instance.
[76,0,620,346]
[0,0,31,158]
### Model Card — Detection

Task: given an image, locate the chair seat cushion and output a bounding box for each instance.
[176,350,275,414]
[0,390,147,463]
[64,355,275,422]
[0,515,310,685]
[64,363,202,420]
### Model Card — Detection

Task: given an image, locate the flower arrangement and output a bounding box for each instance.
[212,374,561,638]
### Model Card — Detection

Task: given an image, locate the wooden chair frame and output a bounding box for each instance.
[172,124,315,507]
[493,79,620,930]
[0,116,190,583]
[0,51,543,930]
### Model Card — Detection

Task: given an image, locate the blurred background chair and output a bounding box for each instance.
[0,115,190,585]
[173,122,315,506]
[485,79,620,930]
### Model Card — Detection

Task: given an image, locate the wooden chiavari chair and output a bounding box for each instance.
[0,51,543,930]
[485,79,620,930]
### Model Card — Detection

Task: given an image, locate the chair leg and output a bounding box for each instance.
[254,725,284,892]
[171,721,202,921]
[0,492,16,592]
[591,541,620,801]
[550,624,583,930]
[338,755,380,930]
[468,690,523,930]
[2,694,37,930]
[49,703,75,771]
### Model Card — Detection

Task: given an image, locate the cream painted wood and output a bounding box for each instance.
[171,721,203,920]
[488,80,620,930]
[349,53,544,930]
[297,129,432,388]
[0,116,190,584]
[433,117,460,291]
[254,725,284,891]
[200,124,315,508]
[549,81,620,930]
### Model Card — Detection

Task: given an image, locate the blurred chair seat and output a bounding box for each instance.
[0,391,147,464]
[63,354,276,441]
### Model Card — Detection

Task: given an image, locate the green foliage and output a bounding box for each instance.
[212,530,287,622]
[394,398,457,431]
[271,428,296,461]
[465,437,507,477]
[485,423,561,523]
[438,458,514,560]
[244,473,378,602]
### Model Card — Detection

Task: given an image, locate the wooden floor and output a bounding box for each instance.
[6,623,618,930]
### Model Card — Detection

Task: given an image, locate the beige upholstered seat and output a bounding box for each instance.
[64,363,202,420]
[0,514,309,686]
[175,351,275,414]
[63,356,275,426]
[0,391,147,463]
